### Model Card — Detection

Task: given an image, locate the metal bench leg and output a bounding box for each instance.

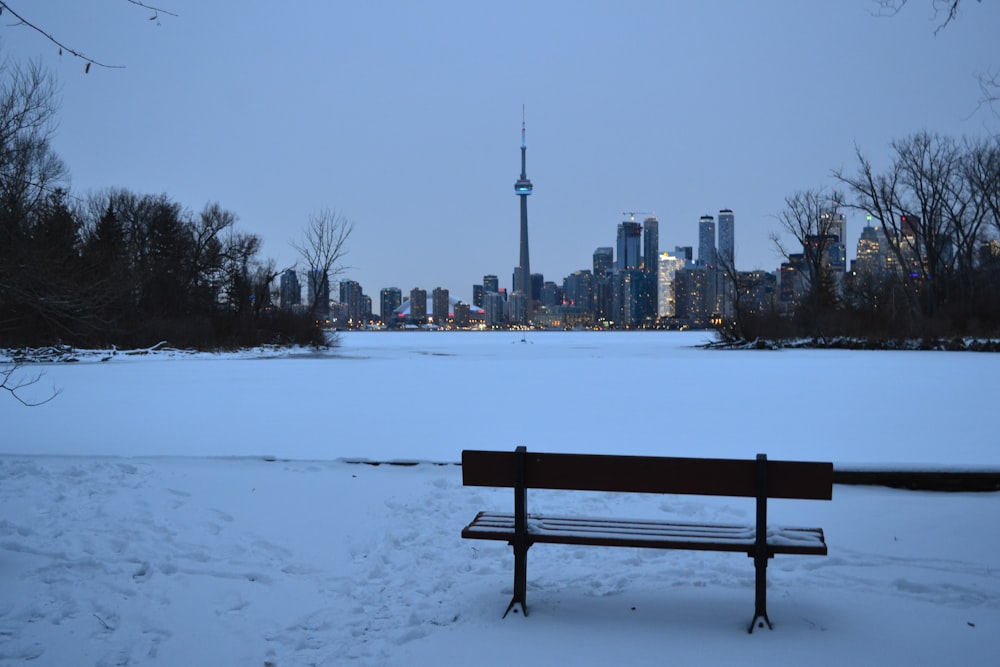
[505,445,529,618]
[504,542,528,617]
[748,554,772,633]
[749,453,773,633]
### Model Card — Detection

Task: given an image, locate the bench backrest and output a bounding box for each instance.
[462,449,833,500]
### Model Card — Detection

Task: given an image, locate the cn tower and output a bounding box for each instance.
[513,107,533,323]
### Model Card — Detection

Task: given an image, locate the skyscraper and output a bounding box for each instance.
[409,287,427,323]
[717,209,735,318]
[717,209,734,269]
[616,221,642,270]
[279,269,300,310]
[593,247,613,278]
[380,287,402,323]
[432,287,450,326]
[513,108,533,323]
[642,216,659,275]
[698,215,716,268]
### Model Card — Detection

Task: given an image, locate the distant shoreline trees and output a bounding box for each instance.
[723,131,1000,345]
[0,57,326,350]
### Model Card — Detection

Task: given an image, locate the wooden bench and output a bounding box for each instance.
[461,447,833,632]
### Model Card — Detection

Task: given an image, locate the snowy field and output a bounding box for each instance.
[1,331,998,665]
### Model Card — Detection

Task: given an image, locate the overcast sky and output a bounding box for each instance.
[3,1,997,302]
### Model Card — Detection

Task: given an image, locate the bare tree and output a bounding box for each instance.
[1,362,58,405]
[291,207,353,319]
[0,1,176,72]
[835,133,985,321]
[770,188,846,312]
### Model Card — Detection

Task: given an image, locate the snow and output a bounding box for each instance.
[1,331,998,665]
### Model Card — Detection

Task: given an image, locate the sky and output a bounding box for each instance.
[1,333,998,664]
[2,1,999,303]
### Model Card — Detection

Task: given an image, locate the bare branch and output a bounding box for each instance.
[1,362,60,406]
[126,1,178,19]
[0,2,124,69]
[871,0,965,34]
[0,1,177,70]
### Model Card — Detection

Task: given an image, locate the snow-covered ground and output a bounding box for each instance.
[1,331,998,665]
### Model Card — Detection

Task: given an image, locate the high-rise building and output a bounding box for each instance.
[563,270,594,312]
[674,246,693,261]
[513,108,534,324]
[483,291,506,327]
[698,215,716,268]
[380,287,402,323]
[432,287,449,326]
[854,219,883,277]
[409,287,427,323]
[483,274,499,295]
[717,209,735,318]
[539,281,561,308]
[593,247,613,278]
[642,217,659,275]
[279,269,300,310]
[658,251,688,318]
[616,221,642,271]
[339,279,364,325]
[717,209,734,269]
[472,284,484,308]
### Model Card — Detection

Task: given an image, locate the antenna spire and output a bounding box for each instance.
[521,104,526,148]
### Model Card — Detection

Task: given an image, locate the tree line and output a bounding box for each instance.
[724,131,1000,344]
[0,59,325,349]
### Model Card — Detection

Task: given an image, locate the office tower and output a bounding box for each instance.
[279,269,300,310]
[717,209,734,269]
[380,287,402,322]
[530,273,543,303]
[563,270,594,312]
[432,287,450,326]
[698,215,716,268]
[453,302,471,328]
[642,216,659,274]
[483,274,499,294]
[409,287,427,323]
[472,284,484,308]
[339,279,364,325]
[513,108,534,323]
[540,281,561,308]
[855,219,883,277]
[616,221,642,270]
[717,209,735,318]
[658,251,687,318]
[483,291,506,327]
[673,266,711,325]
[593,247,613,278]
[674,246,693,261]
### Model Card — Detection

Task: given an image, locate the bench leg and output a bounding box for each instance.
[504,542,529,618]
[748,554,772,633]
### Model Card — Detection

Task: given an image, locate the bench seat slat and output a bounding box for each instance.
[462,511,827,556]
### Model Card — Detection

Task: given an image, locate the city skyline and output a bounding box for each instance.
[2,2,997,303]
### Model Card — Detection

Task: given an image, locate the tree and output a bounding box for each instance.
[291,207,353,320]
[770,188,845,328]
[834,132,992,328]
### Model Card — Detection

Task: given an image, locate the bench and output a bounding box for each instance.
[461,447,833,632]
